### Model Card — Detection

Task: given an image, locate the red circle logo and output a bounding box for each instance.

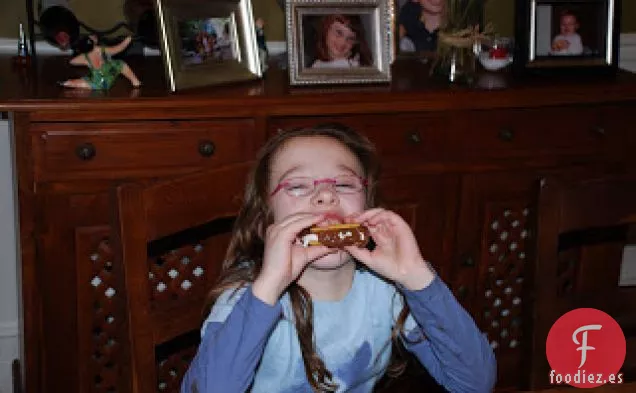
[546,308,625,388]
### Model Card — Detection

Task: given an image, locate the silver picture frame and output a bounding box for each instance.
[155,0,262,91]
[286,0,393,86]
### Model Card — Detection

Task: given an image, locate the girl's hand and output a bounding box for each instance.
[252,213,333,305]
[344,208,435,291]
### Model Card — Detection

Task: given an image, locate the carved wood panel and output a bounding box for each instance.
[75,221,233,393]
[478,202,531,354]
[455,172,541,391]
[76,226,130,393]
[148,223,232,393]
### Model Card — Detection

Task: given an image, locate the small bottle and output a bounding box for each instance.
[13,23,31,66]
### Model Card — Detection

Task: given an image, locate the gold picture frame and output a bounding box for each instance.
[154,0,262,91]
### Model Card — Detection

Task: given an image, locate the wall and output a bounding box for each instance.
[1,0,635,40]
[0,119,19,393]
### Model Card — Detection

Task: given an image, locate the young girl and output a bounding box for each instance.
[311,15,373,69]
[398,0,444,53]
[181,124,497,393]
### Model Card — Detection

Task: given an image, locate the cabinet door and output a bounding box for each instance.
[39,191,121,393]
[376,173,460,283]
[39,189,234,393]
[454,171,541,391]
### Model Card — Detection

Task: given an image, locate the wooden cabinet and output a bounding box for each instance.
[2,56,636,393]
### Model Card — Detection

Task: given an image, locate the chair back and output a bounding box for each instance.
[529,173,636,389]
[113,163,251,393]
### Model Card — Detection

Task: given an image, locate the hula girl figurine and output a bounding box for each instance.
[59,35,142,90]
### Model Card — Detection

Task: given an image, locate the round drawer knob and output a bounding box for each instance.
[498,128,514,142]
[457,286,468,300]
[75,143,96,161]
[407,131,421,144]
[198,140,216,157]
[462,256,475,267]
[592,126,606,136]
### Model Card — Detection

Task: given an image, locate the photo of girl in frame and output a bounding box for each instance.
[302,13,374,69]
[286,0,391,85]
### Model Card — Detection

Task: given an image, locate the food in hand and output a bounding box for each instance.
[299,223,370,248]
[552,39,569,51]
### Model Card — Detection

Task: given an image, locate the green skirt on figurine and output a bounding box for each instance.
[82,47,125,90]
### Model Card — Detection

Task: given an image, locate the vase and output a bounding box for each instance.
[433,31,477,84]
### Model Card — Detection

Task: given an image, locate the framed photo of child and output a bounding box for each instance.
[393,0,483,58]
[286,0,392,85]
[513,0,620,75]
[154,0,262,91]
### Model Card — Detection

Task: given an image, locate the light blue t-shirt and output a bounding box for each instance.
[182,269,497,393]
[203,269,415,392]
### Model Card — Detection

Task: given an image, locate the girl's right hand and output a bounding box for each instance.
[252,213,332,305]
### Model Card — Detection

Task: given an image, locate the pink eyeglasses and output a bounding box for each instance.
[270,175,368,197]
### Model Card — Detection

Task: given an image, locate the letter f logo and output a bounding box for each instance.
[572,324,602,368]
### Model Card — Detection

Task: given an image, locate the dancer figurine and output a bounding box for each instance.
[59,35,141,90]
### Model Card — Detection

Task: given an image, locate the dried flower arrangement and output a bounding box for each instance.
[432,0,495,81]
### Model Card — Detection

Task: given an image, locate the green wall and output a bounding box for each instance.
[1,0,635,42]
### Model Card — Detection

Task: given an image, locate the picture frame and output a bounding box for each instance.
[392,0,484,59]
[513,0,621,75]
[154,0,262,91]
[286,0,392,86]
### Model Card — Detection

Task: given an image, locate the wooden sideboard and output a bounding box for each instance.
[2,55,636,393]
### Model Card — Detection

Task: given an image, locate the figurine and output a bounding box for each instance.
[59,35,141,90]
[255,18,268,72]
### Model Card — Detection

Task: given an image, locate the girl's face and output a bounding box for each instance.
[419,0,445,15]
[560,15,579,35]
[268,136,367,269]
[326,20,357,61]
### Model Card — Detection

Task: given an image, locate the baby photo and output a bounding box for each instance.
[533,0,607,58]
[301,13,375,69]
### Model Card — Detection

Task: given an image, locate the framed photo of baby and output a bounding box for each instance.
[514,0,620,74]
[286,0,392,85]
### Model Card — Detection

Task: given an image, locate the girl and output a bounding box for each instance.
[311,15,373,69]
[398,0,444,53]
[181,124,496,393]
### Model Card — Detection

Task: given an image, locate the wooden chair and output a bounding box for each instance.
[529,173,636,389]
[112,163,251,393]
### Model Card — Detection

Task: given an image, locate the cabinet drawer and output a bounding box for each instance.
[268,114,444,159]
[32,119,261,181]
[445,106,622,159]
[268,105,625,165]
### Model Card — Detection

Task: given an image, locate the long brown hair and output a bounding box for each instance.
[206,123,411,391]
[315,14,373,66]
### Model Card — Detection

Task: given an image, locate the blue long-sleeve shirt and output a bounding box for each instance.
[181,269,497,392]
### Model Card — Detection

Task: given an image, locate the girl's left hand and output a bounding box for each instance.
[344,208,436,291]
